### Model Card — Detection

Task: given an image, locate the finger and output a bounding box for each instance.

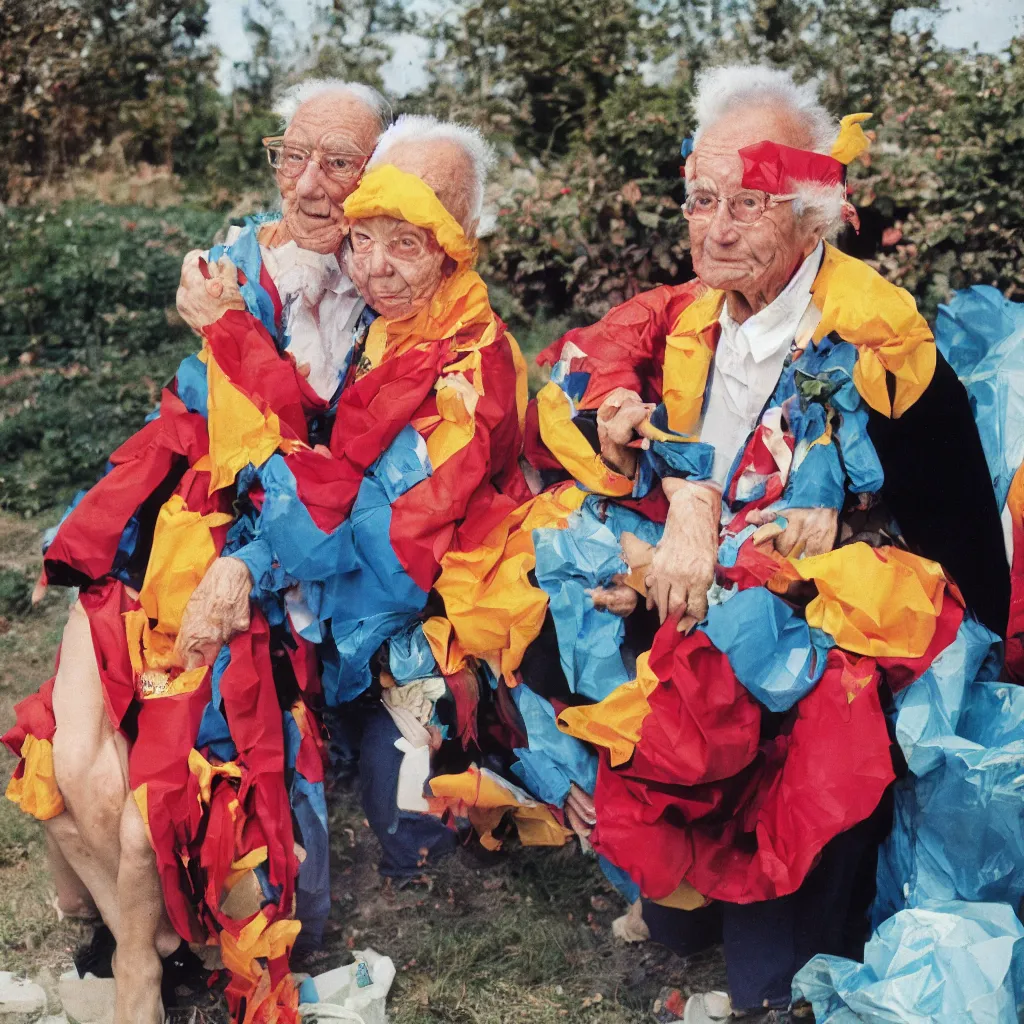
[676,612,698,634]
[686,585,709,622]
[654,579,670,624]
[205,279,224,299]
[751,522,784,547]
[775,526,797,557]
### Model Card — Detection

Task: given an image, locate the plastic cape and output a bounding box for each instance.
[15,246,336,1023]
[793,901,1024,1024]
[234,260,530,702]
[873,615,1024,922]
[934,285,1024,511]
[427,765,573,850]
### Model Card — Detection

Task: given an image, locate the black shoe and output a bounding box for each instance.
[160,941,210,1008]
[73,923,116,979]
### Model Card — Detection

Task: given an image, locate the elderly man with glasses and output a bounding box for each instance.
[3,79,392,1024]
[435,64,1009,1021]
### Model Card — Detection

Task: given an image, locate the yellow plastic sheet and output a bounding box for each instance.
[536,382,634,497]
[434,485,587,681]
[831,112,873,165]
[556,650,661,766]
[5,735,64,820]
[770,543,946,658]
[137,494,233,637]
[662,287,723,435]
[343,164,477,267]
[429,766,572,850]
[811,245,935,418]
[203,349,289,494]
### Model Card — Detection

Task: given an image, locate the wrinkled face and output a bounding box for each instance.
[277,94,380,254]
[686,105,822,305]
[346,215,448,320]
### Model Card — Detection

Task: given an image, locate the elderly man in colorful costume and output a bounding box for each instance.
[0,81,464,1024]
[431,65,1011,1017]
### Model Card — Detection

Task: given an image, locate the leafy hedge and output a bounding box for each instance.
[0,202,225,514]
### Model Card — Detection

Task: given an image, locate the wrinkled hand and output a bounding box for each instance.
[748,506,838,559]
[565,783,596,840]
[175,557,253,670]
[645,480,721,631]
[596,388,653,477]
[176,250,246,334]
[588,580,638,617]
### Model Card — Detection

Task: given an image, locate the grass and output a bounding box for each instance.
[0,509,726,1020]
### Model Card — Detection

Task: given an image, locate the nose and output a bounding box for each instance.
[368,243,392,277]
[707,199,740,245]
[295,158,325,199]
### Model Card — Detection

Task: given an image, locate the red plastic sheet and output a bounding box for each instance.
[739,140,846,193]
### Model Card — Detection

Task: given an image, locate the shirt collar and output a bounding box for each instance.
[719,241,824,363]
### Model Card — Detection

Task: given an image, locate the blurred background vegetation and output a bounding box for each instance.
[1,0,1022,515]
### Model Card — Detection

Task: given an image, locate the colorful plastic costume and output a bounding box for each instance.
[4,164,530,1021]
[434,234,1007,914]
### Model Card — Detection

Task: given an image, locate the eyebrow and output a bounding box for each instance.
[686,176,719,194]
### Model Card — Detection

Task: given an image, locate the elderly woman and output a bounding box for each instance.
[3,79,387,1024]
[434,64,1009,1018]
[180,114,532,887]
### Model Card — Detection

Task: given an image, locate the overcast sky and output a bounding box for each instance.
[207,0,1024,96]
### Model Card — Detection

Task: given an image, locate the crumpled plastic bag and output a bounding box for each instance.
[299,948,396,1023]
[793,900,1024,1023]
[874,617,1024,921]
[935,284,1024,510]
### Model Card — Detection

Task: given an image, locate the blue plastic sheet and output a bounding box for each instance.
[793,900,1024,1023]
[936,285,1024,510]
[208,220,279,341]
[874,618,1024,924]
[533,497,663,702]
[388,623,438,683]
[702,588,834,712]
[510,685,597,807]
[238,427,433,704]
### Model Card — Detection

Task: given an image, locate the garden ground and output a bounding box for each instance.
[0,511,728,1023]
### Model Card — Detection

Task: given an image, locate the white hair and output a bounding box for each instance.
[274,79,391,133]
[689,64,845,235]
[368,114,497,231]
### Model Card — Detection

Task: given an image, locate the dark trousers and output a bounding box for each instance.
[325,701,457,879]
[642,808,885,1011]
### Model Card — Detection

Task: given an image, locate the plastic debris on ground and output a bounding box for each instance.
[299,949,396,1023]
[793,900,1024,1023]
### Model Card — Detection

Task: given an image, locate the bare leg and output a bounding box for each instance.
[113,795,173,1024]
[51,600,129,936]
[44,817,99,920]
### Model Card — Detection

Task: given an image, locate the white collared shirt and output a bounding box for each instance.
[221,227,365,401]
[700,242,824,486]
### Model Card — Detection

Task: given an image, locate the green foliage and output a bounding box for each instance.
[0,202,225,514]
[0,0,218,200]
[0,568,32,619]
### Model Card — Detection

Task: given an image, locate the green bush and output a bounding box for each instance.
[0,201,226,514]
